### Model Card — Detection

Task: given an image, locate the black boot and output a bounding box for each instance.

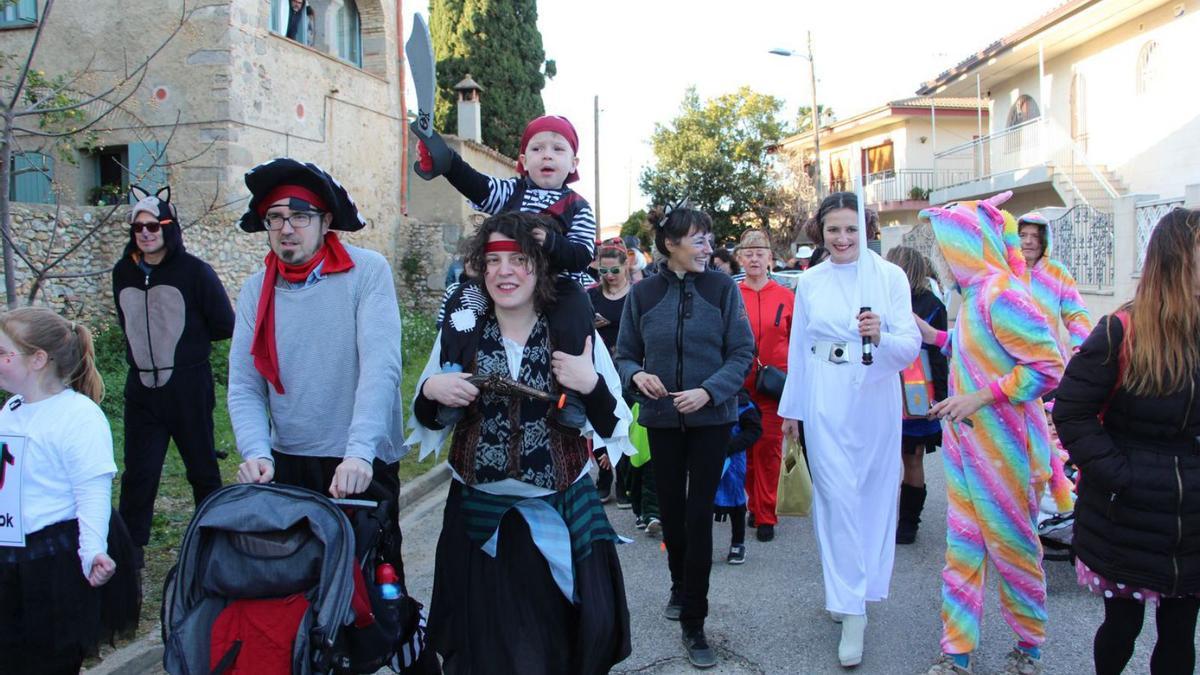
[896,483,927,545]
[555,390,587,429]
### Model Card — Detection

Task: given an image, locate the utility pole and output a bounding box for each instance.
[593,95,601,227]
[807,31,822,201]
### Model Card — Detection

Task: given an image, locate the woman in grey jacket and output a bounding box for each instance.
[615,206,755,669]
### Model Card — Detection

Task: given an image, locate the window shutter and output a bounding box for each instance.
[269,0,286,34]
[10,152,53,204]
[128,141,167,201]
[16,0,37,22]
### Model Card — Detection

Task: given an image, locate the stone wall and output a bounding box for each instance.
[6,204,125,324]
[4,203,266,327]
[401,134,518,312]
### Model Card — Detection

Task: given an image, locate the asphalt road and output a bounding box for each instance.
[398,454,1193,675]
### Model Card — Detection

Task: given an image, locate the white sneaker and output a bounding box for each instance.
[645,517,662,538]
[838,614,866,667]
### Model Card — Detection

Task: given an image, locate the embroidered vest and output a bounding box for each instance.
[448,315,589,491]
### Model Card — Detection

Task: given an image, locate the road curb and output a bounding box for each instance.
[397,461,451,513]
[84,627,162,675]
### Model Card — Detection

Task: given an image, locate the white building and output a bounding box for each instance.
[905,0,1200,314]
[776,97,988,227]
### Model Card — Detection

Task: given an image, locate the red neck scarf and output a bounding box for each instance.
[251,231,355,394]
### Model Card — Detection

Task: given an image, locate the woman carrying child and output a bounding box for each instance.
[407,212,632,675]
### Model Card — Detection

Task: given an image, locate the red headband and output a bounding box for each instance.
[485,239,523,254]
[257,184,329,216]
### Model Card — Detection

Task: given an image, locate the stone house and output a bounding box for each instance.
[0,0,418,320]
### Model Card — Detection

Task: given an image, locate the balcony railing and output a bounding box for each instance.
[932,118,1044,190]
[931,118,1119,208]
[862,169,973,205]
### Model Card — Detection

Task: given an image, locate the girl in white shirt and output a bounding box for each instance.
[0,307,138,674]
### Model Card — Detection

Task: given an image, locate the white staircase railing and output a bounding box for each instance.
[931,118,1123,209]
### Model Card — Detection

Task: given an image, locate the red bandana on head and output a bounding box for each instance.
[515,115,581,184]
[485,239,522,254]
[251,186,354,394]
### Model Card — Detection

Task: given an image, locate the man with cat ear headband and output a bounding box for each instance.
[113,185,235,585]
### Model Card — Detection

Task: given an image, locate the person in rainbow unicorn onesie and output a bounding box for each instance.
[918,192,1064,675]
[1013,211,1090,529]
[1014,211,1093,361]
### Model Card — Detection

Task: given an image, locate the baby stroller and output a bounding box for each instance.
[161,482,430,674]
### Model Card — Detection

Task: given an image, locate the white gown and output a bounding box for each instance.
[778,255,921,616]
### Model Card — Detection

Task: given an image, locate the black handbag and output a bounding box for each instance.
[754,358,786,401]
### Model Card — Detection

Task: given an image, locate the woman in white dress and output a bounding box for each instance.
[779,192,921,668]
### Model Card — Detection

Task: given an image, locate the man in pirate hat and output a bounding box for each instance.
[228,158,406,518]
[114,185,235,575]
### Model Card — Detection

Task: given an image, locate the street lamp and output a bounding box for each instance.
[770,31,822,200]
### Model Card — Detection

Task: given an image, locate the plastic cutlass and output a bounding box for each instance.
[406,13,435,139]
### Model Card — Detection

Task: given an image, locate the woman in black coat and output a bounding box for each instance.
[1052,207,1200,675]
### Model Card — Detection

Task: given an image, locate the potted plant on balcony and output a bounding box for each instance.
[908,186,931,201]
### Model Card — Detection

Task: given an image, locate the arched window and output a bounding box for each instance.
[1006,94,1040,128]
[1137,40,1159,95]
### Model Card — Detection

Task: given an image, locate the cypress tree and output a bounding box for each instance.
[429,0,551,158]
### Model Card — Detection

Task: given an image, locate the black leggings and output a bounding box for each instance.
[1094,596,1200,675]
[646,424,732,631]
[729,505,746,546]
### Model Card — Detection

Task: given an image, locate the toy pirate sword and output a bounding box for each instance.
[405,13,452,179]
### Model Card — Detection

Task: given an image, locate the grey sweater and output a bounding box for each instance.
[615,266,755,428]
[228,244,406,464]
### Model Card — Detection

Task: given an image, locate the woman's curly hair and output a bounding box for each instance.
[464,211,558,312]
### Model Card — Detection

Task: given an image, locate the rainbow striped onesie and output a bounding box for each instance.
[1016,211,1093,361]
[921,195,1064,656]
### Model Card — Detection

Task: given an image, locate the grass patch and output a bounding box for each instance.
[80,306,442,633]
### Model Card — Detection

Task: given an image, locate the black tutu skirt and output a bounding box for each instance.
[901,417,942,455]
[428,481,631,675]
[0,510,139,674]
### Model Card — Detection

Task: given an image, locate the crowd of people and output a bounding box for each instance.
[0,108,1198,675]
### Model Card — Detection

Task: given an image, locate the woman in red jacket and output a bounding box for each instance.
[735,229,793,542]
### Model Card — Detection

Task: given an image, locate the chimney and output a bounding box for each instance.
[454,74,484,143]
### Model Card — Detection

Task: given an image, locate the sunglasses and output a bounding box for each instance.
[598,266,624,275]
[132,220,171,234]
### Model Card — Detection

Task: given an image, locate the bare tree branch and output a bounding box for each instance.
[11,1,225,119]
[5,0,57,112]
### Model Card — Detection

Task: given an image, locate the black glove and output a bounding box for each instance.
[411,121,452,180]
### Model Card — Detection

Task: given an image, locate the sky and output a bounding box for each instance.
[404,0,1058,230]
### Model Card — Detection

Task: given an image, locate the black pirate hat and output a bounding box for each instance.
[238,158,366,233]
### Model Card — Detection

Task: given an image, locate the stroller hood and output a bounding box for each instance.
[164,483,357,671]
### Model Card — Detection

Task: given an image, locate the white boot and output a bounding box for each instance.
[838,613,867,667]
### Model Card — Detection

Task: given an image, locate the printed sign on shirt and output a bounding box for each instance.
[0,435,24,547]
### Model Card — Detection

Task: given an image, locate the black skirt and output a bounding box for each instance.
[0,511,139,674]
[428,481,631,675]
[901,431,942,454]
